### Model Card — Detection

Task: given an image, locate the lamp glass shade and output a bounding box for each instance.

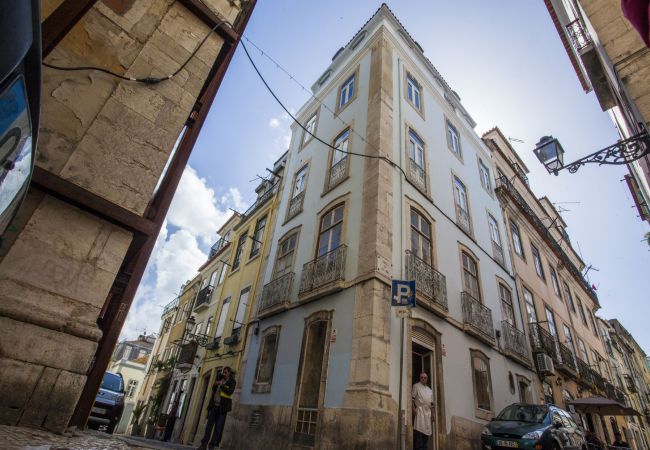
[185,316,196,333]
[534,136,565,173]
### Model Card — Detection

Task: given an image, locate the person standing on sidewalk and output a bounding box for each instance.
[198,367,236,450]
[412,372,434,450]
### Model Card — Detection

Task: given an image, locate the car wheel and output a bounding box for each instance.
[106,422,116,434]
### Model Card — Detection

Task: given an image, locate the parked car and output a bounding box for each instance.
[481,403,587,449]
[87,372,125,434]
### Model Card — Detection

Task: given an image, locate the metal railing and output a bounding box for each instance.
[495,177,598,302]
[404,250,447,311]
[461,292,494,342]
[577,358,594,386]
[408,162,427,192]
[501,321,529,361]
[557,342,577,374]
[604,381,617,400]
[240,183,277,222]
[328,157,347,188]
[455,205,471,234]
[299,245,347,294]
[591,369,606,391]
[624,374,637,393]
[529,323,559,362]
[287,191,305,219]
[194,285,213,310]
[258,272,294,315]
[565,19,593,53]
[162,297,179,316]
[492,240,505,266]
[209,237,229,259]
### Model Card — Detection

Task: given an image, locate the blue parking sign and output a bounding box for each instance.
[391,280,416,307]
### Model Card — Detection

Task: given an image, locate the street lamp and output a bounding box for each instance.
[534,130,650,175]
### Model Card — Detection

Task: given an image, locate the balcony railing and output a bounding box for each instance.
[615,388,627,405]
[577,358,594,386]
[240,183,277,222]
[492,240,505,266]
[404,250,448,312]
[408,162,427,192]
[299,245,347,295]
[209,237,229,260]
[495,177,598,303]
[501,321,530,362]
[162,297,179,316]
[624,374,637,393]
[287,191,305,220]
[604,381,617,401]
[455,205,471,234]
[258,272,294,316]
[557,342,577,375]
[461,292,494,343]
[565,19,593,53]
[529,323,559,363]
[194,285,213,310]
[591,369,606,391]
[328,157,347,189]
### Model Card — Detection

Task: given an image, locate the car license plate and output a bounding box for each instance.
[91,407,107,415]
[495,440,519,448]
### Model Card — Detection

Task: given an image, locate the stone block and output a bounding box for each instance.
[159,3,209,55]
[42,370,86,432]
[19,367,61,428]
[0,357,43,425]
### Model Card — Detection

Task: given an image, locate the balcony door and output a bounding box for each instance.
[317,205,343,257]
[411,332,439,450]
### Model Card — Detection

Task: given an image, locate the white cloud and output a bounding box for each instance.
[120,165,248,340]
[267,113,293,161]
[269,117,280,128]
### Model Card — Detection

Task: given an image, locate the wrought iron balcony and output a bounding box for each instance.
[604,382,617,400]
[529,323,559,363]
[328,157,347,189]
[299,245,347,295]
[408,162,427,192]
[615,388,627,405]
[162,297,179,316]
[455,205,471,235]
[241,183,277,222]
[194,285,213,311]
[461,292,494,344]
[258,272,294,318]
[501,321,530,363]
[405,250,447,313]
[591,369,606,392]
[492,240,505,267]
[577,358,594,387]
[565,19,593,53]
[557,342,578,376]
[287,191,305,220]
[624,374,637,393]
[209,237,229,260]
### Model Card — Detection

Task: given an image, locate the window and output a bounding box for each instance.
[470,350,492,415]
[410,209,431,264]
[488,214,501,246]
[479,159,492,192]
[206,316,214,336]
[563,324,575,354]
[589,310,598,337]
[577,338,588,362]
[249,216,267,258]
[126,379,138,399]
[446,119,461,157]
[577,298,588,328]
[549,266,561,298]
[406,73,422,111]
[253,326,281,393]
[542,381,554,404]
[288,164,309,219]
[215,298,231,339]
[274,232,298,278]
[302,113,317,147]
[232,287,250,335]
[544,307,558,337]
[407,129,426,190]
[531,244,545,280]
[562,390,574,409]
[454,177,471,233]
[338,73,355,110]
[328,129,349,188]
[461,251,480,300]
[523,287,537,324]
[499,283,515,326]
[591,350,601,375]
[563,282,576,313]
[232,233,247,270]
[217,263,227,286]
[209,270,218,287]
[517,376,532,403]
[510,221,525,258]
[317,205,344,257]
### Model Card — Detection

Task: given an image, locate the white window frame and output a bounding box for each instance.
[302,113,317,146]
[488,214,501,246]
[338,74,355,109]
[233,287,250,334]
[479,159,492,192]
[447,120,461,157]
[406,74,422,111]
[453,177,468,212]
[215,297,231,339]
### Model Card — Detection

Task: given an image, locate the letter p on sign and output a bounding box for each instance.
[391,280,416,307]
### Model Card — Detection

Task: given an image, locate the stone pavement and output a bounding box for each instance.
[0,426,203,450]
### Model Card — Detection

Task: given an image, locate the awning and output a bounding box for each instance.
[568,396,640,416]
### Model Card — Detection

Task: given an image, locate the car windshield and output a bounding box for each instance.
[497,405,548,423]
[101,373,123,392]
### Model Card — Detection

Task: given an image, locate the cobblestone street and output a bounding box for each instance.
[0,426,195,450]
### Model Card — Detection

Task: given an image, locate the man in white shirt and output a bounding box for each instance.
[412,372,434,450]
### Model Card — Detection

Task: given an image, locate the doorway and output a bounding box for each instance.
[412,341,436,450]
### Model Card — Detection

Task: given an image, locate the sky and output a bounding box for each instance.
[121,1,650,353]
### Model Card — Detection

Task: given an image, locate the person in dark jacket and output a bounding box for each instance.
[198,366,236,450]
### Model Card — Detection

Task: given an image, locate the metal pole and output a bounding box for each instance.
[397,314,405,450]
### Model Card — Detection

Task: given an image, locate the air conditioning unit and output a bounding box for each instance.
[206,339,220,350]
[224,334,240,346]
[535,353,555,376]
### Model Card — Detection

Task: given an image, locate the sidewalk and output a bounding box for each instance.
[0,425,146,449]
[117,436,196,450]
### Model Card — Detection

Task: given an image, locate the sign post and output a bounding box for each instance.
[392,279,415,450]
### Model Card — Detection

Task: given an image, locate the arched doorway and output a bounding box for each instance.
[410,325,441,450]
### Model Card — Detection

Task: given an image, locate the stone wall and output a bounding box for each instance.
[0,0,239,431]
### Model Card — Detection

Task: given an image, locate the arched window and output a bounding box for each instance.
[410,208,432,264]
[252,326,281,393]
[462,251,480,300]
[470,350,492,417]
[499,283,515,326]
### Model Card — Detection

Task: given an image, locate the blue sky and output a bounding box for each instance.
[122,1,650,352]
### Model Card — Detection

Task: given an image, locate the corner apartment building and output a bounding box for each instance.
[544,0,650,223]
[228,6,539,450]
[485,128,627,444]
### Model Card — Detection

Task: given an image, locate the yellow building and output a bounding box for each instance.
[181,156,286,445]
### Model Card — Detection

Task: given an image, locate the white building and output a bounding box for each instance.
[228,5,538,449]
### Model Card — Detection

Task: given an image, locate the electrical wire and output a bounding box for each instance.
[239,38,408,179]
[42,18,231,84]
